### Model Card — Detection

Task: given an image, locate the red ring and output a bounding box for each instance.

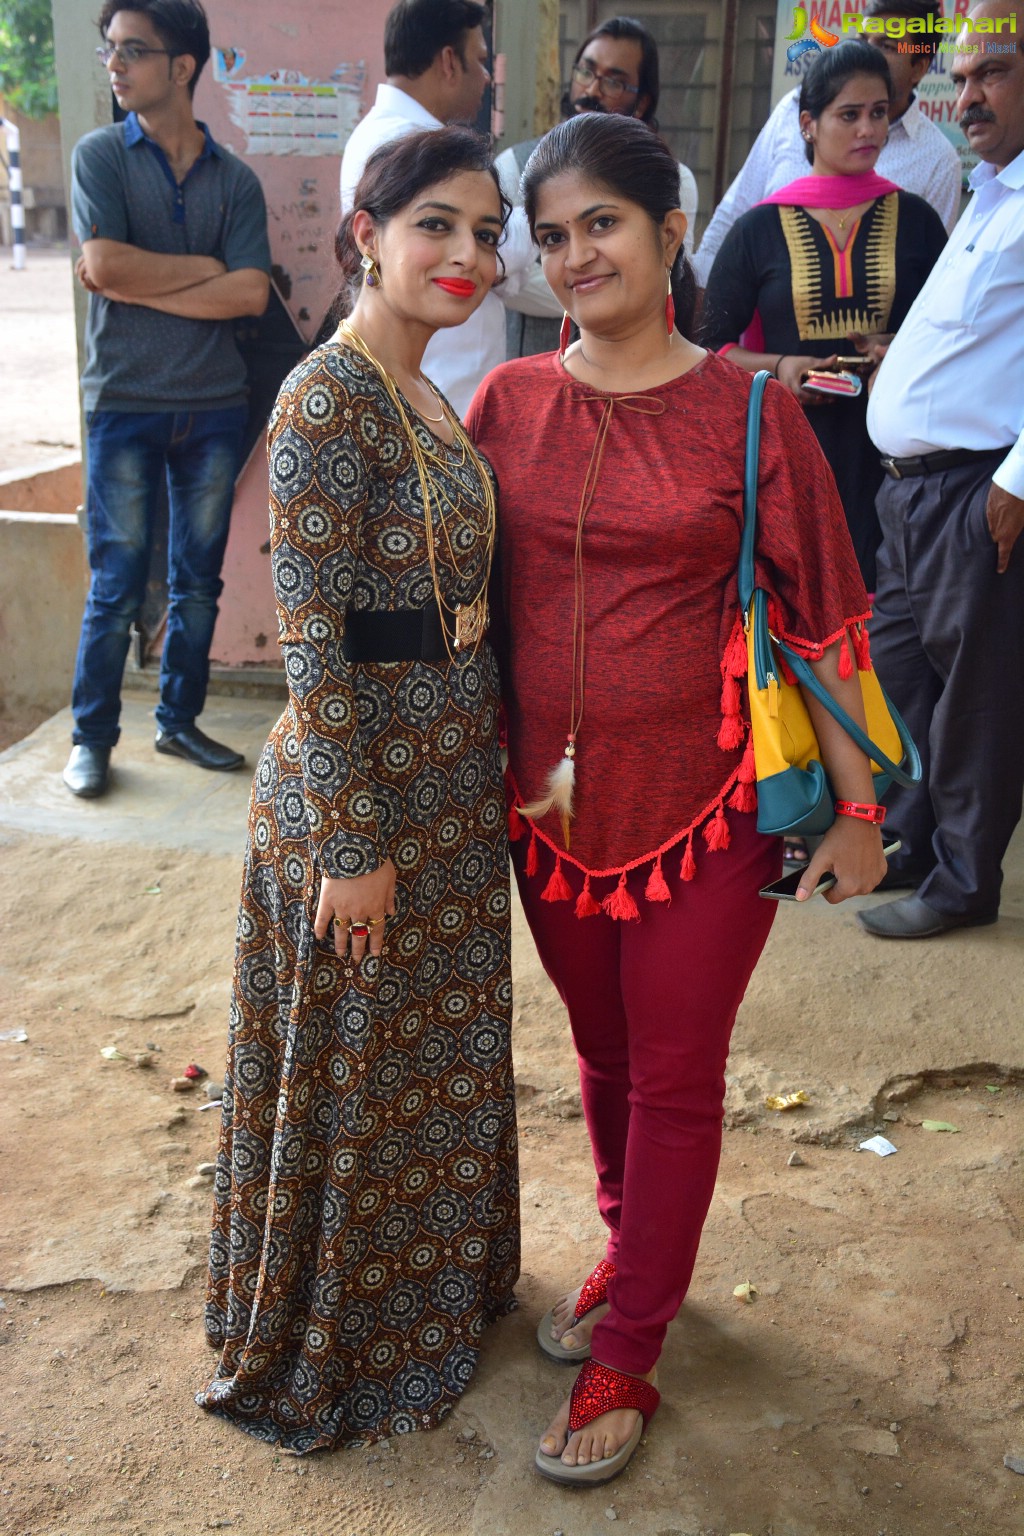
[350,922,370,938]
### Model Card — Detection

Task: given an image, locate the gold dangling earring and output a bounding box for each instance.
[361,251,381,288]
[665,269,675,337]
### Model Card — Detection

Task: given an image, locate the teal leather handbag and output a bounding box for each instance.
[738,371,922,837]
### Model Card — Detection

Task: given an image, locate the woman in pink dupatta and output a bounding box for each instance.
[701,39,946,593]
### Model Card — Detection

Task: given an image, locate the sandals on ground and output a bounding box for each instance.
[536,1258,616,1363]
[534,1358,661,1486]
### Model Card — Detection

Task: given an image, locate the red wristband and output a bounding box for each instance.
[834,799,886,825]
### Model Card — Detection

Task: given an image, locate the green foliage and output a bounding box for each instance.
[0,0,59,119]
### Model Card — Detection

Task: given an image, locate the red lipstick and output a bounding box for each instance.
[433,278,476,297]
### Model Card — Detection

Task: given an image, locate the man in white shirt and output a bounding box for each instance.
[496,15,699,359]
[858,0,1024,939]
[693,0,962,286]
[340,0,542,416]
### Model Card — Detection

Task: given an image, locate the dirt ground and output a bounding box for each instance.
[1,249,1023,1536]
[1,807,1022,1536]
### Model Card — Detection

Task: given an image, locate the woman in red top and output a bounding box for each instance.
[467,113,888,1486]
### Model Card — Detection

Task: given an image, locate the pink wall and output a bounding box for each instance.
[196,1,388,668]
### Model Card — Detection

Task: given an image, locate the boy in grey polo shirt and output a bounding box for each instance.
[64,0,271,799]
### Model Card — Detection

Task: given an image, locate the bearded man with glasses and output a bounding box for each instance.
[498,15,699,359]
[63,1,271,801]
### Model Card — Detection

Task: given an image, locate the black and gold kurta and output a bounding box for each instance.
[197,341,518,1452]
[701,191,947,587]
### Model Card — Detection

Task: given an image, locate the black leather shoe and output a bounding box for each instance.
[63,745,111,799]
[858,894,997,940]
[154,726,244,772]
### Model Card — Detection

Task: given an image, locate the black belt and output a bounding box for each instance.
[880,447,1006,481]
[342,606,455,663]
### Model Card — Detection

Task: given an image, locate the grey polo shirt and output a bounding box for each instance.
[71,113,271,414]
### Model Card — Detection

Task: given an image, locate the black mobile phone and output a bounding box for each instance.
[759,840,902,902]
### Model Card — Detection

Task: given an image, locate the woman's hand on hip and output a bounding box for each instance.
[798,818,887,904]
[314,860,397,961]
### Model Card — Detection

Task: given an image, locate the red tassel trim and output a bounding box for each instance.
[737,733,756,785]
[703,806,731,851]
[852,622,871,671]
[838,630,853,680]
[717,711,745,751]
[723,617,748,678]
[601,873,640,922]
[644,855,672,904]
[541,856,573,904]
[720,672,741,719]
[508,803,526,842]
[505,763,748,914]
[729,777,758,813]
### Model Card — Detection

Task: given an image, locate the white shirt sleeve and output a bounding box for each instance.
[677,163,698,257]
[920,146,964,235]
[493,152,562,318]
[692,92,796,286]
[495,144,522,206]
[493,205,560,316]
[992,434,1024,500]
[500,257,563,318]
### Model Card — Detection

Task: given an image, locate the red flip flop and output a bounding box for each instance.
[536,1258,615,1363]
[535,1359,660,1486]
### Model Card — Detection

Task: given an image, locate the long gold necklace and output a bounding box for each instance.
[416,380,446,423]
[335,321,495,661]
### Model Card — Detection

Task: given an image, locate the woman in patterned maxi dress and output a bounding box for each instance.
[197,130,519,1452]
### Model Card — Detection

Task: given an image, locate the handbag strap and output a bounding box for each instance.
[737,369,770,613]
[775,635,921,787]
[736,370,921,791]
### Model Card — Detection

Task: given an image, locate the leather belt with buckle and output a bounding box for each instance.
[880,447,1005,481]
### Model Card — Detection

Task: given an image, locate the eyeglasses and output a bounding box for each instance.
[96,43,172,67]
[571,63,640,102]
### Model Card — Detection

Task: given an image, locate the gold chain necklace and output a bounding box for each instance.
[417,380,446,423]
[334,322,495,661]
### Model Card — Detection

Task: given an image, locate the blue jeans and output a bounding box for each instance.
[72,406,247,747]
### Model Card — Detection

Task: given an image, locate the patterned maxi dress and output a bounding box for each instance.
[197,341,519,1452]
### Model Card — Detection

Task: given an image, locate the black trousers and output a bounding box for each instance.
[870,451,1024,918]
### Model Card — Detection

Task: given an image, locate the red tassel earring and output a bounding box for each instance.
[559,312,572,356]
[665,271,675,337]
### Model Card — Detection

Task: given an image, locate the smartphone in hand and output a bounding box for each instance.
[759,840,902,901]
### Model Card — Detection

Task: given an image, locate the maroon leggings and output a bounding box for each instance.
[513,810,781,1376]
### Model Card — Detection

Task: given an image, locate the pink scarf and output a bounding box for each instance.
[759,171,901,209]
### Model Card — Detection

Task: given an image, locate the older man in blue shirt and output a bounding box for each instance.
[64,0,270,799]
[861,0,1024,937]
